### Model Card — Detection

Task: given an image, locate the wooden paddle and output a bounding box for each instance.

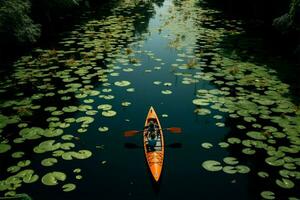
[124,127,182,137]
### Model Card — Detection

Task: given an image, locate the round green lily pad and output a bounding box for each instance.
[121,102,131,107]
[97,104,112,110]
[276,178,294,189]
[114,81,131,87]
[261,191,275,199]
[236,165,251,174]
[218,142,229,148]
[162,90,172,95]
[0,143,11,153]
[192,99,209,106]
[41,158,58,167]
[61,135,74,141]
[7,166,21,173]
[202,160,222,172]
[201,142,213,149]
[62,183,76,192]
[258,171,269,178]
[223,166,237,174]
[246,131,267,140]
[17,160,31,167]
[98,127,109,132]
[102,110,117,117]
[73,168,81,173]
[223,157,239,165]
[41,171,67,186]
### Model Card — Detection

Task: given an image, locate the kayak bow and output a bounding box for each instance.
[143,106,164,182]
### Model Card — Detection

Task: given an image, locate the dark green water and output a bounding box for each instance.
[0,0,299,200]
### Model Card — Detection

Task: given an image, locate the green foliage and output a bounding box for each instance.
[0,0,41,43]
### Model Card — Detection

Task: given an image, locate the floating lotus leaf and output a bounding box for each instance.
[218,142,229,148]
[114,81,131,87]
[283,163,296,170]
[73,150,92,159]
[227,137,241,144]
[76,116,94,124]
[86,110,98,115]
[19,127,44,140]
[33,140,61,153]
[162,90,172,95]
[236,165,251,174]
[261,191,275,200]
[192,99,209,106]
[11,151,24,159]
[62,183,76,192]
[17,160,31,167]
[201,142,213,149]
[52,150,65,157]
[83,99,94,104]
[265,157,285,166]
[126,88,135,92]
[102,110,117,117]
[246,131,267,140]
[223,157,239,165]
[23,173,39,184]
[7,166,21,173]
[195,108,211,115]
[213,115,223,120]
[272,132,286,138]
[242,148,256,155]
[258,171,269,178]
[0,143,11,154]
[202,160,222,172]
[62,106,78,113]
[60,143,75,150]
[73,168,81,173]
[216,122,225,127]
[153,81,161,85]
[121,102,131,107]
[97,104,112,110]
[42,128,64,138]
[76,175,82,180]
[61,135,74,140]
[62,152,74,160]
[41,171,66,186]
[51,111,64,116]
[77,128,87,133]
[98,127,109,132]
[276,178,294,189]
[222,166,237,174]
[13,138,25,144]
[41,158,58,167]
[4,191,16,197]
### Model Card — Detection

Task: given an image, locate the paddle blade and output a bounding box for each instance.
[167,127,182,133]
[124,130,140,137]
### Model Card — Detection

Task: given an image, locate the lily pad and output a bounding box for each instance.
[41,158,58,167]
[0,143,11,153]
[102,110,117,117]
[276,178,294,189]
[261,191,275,200]
[98,127,109,132]
[62,183,76,192]
[41,171,66,186]
[223,157,239,165]
[202,160,222,172]
[201,142,213,149]
[114,81,131,87]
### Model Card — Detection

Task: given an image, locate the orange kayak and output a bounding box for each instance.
[143,106,164,182]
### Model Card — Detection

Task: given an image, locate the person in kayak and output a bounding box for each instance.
[145,120,159,150]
